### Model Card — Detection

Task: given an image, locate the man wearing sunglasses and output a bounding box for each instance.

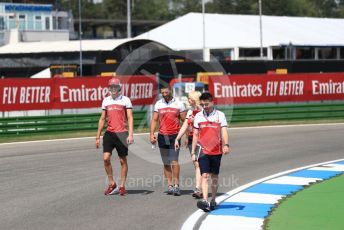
[96,78,134,196]
[192,92,230,211]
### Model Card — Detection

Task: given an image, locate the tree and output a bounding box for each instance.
[259,0,296,16]
[169,0,202,17]
[132,0,172,20]
[233,0,257,14]
[206,0,254,15]
[206,0,343,18]
[59,0,344,21]
[102,0,127,19]
[262,0,340,17]
[311,0,338,17]
[337,0,344,17]
[59,0,105,19]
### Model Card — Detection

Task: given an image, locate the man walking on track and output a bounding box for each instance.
[150,85,186,196]
[96,77,134,196]
[191,92,230,211]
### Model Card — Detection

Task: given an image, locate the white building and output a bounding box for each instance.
[0,2,72,45]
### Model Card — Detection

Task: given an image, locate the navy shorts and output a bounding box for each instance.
[103,131,128,157]
[198,153,222,175]
[158,133,180,165]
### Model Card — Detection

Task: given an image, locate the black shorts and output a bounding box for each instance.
[198,153,222,175]
[158,133,180,165]
[103,131,128,157]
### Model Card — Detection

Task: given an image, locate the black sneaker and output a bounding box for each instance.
[166,185,174,195]
[173,185,181,196]
[210,199,217,210]
[197,199,210,212]
[192,188,202,199]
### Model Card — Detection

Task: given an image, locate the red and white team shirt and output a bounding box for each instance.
[186,109,201,137]
[154,97,186,135]
[102,95,132,133]
[193,109,228,155]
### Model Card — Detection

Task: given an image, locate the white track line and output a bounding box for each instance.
[309,165,344,171]
[224,192,283,204]
[180,158,344,230]
[263,176,320,185]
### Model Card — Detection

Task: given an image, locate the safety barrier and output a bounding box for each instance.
[0,110,149,136]
[223,102,344,123]
[1,102,344,136]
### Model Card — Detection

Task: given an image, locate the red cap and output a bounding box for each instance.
[108,78,121,86]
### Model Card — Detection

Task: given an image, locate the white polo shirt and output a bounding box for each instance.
[154,97,186,135]
[102,95,132,133]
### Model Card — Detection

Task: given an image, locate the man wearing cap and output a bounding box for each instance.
[96,77,134,196]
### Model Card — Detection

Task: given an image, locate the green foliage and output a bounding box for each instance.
[132,0,172,20]
[169,0,201,17]
[59,0,105,19]
[103,0,127,19]
[338,4,344,17]
[58,0,344,20]
[207,0,343,17]
[206,0,256,14]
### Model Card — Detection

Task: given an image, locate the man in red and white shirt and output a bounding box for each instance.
[96,78,134,196]
[150,85,186,196]
[192,92,230,211]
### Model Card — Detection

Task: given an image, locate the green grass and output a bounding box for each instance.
[265,173,344,230]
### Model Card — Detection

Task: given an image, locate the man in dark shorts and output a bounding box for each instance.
[96,78,134,196]
[192,92,230,211]
[150,86,186,196]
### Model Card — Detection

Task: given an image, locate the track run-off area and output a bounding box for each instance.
[0,123,343,230]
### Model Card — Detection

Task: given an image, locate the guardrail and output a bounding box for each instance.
[1,102,344,136]
[0,110,149,136]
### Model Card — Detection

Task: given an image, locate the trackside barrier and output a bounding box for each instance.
[1,102,344,136]
[0,110,148,136]
[223,102,344,123]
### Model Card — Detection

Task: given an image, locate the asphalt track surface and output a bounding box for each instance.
[0,123,343,230]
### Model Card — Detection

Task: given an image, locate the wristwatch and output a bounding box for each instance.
[223,144,230,147]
